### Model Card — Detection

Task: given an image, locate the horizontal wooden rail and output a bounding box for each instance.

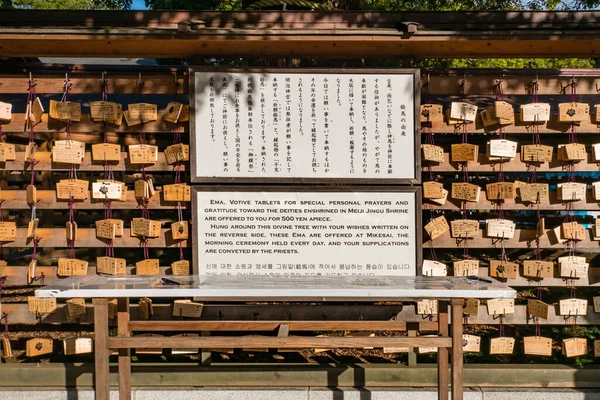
[432,114,600,135]
[1,113,185,133]
[0,228,187,248]
[424,152,600,173]
[0,191,188,210]
[106,336,453,349]
[1,152,185,172]
[424,229,600,249]
[0,76,188,94]
[476,267,600,287]
[424,191,600,211]
[128,320,410,332]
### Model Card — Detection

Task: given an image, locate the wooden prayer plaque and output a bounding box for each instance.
[450,102,477,122]
[106,219,123,237]
[462,334,481,352]
[0,221,17,242]
[423,181,444,199]
[135,180,151,199]
[422,260,447,277]
[139,298,154,320]
[131,218,161,238]
[521,144,553,163]
[450,219,480,238]
[528,299,550,320]
[0,143,16,162]
[421,144,444,163]
[419,104,444,126]
[521,103,551,122]
[488,139,518,159]
[92,181,123,200]
[27,218,39,239]
[91,143,121,162]
[486,182,515,201]
[171,220,189,240]
[90,101,118,121]
[495,101,515,123]
[136,259,160,276]
[65,298,86,322]
[27,297,57,315]
[31,97,44,124]
[523,336,552,356]
[560,143,587,161]
[108,299,118,320]
[563,338,587,358]
[453,260,479,277]
[56,179,89,200]
[96,256,126,275]
[64,337,93,355]
[489,260,519,279]
[561,222,586,241]
[126,103,158,125]
[519,183,549,203]
[451,143,478,163]
[0,101,12,123]
[0,260,6,278]
[26,184,36,205]
[26,338,53,357]
[559,257,589,278]
[452,182,481,202]
[100,103,123,126]
[171,260,190,275]
[24,142,37,163]
[128,144,158,164]
[489,337,515,355]
[522,260,553,278]
[1,336,12,358]
[557,182,586,201]
[559,102,589,122]
[486,298,515,315]
[55,101,81,122]
[95,219,117,240]
[383,347,410,354]
[463,298,480,315]
[592,182,600,201]
[65,221,77,241]
[163,183,192,202]
[173,300,203,318]
[417,299,438,315]
[486,219,515,239]
[57,259,88,277]
[164,143,190,164]
[164,102,184,123]
[179,105,189,122]
[429,189,448,206]
[537,218,546,238]
[424,215,449,240]
[559,298,588,316]
[27,259,37,285]
[480,107,500,128]
[593,296,600,313]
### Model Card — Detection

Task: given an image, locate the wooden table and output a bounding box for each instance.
[36,275,516,400]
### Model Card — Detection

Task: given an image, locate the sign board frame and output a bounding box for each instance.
[189,67,421,184]
[191,186,422,277]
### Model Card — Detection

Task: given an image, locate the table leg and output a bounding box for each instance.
[93,298,110,400]
[451,299,464,400]
[437,301,449,400]
[118,298,131,400]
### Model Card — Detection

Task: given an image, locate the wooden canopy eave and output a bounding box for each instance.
[1,10,600,58]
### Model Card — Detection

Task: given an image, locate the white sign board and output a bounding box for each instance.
[191,69,419,183]
[193,188,420,277]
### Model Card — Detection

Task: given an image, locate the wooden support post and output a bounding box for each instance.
[437,301,449,400]
[93,298,109,400]
[118,298,131,400]
[407,329,417,367]
[451,299,465,400]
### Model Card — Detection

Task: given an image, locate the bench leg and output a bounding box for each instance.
[118,298,131,400]
[451,299,464,400]
[93,298,110,400]
[438,301,449,400]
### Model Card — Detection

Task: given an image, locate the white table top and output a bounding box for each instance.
[35,275,516,301]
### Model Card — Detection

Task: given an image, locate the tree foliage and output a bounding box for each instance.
[5,0,130,8]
